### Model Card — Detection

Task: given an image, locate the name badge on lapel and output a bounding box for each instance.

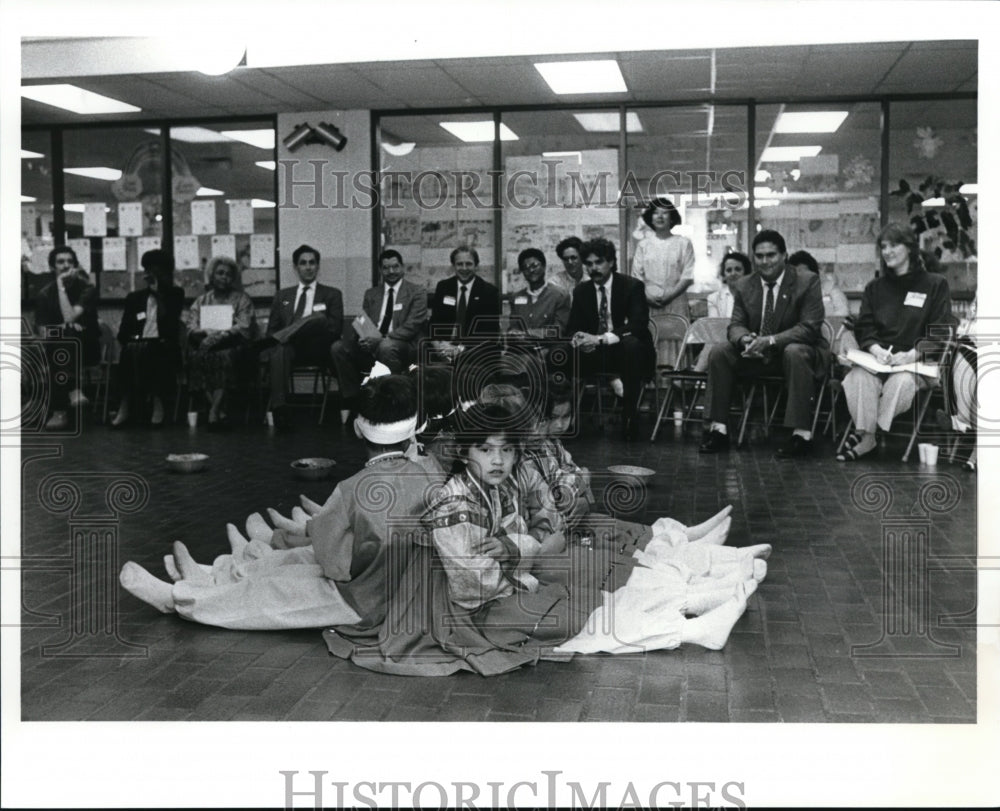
[904,291,927,308]
[393,303,403,311]
[313,303,327,312]
[443,295,457,307]
[514,296,529,305]
[136,312,146,321]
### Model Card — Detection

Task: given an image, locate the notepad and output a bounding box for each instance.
[352,313,382,340]
[841,348,938,379]
[199,304,233,331]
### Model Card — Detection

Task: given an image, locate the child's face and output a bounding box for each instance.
[537,402,571,437]
[465,434,517,487]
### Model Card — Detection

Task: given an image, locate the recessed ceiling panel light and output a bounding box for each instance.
[381,142,416,157]
[21,195,38,202]
[196,187,225,196]
[959,183,978,195]
[21,149,45,159]
[759,146,822,162]
[774,111,848,133]
[145,126,232,143]
[535,60,627,94]
[255,160,277,170]
[573,112,643,133]
[251,198,275,209]
[21,84,141,114]
[221,129,276,149]
[439,121,518,142]
[63,203,112,213]
[64,166,123,181]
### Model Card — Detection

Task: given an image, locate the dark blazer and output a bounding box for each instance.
[567,272,653,346]
[266,282,344,340]
[117,285,185,345]
[429,275,501,342]
[362,278,428,345]
[728,266,827,350]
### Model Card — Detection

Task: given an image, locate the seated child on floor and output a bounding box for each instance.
[118,374,446,631]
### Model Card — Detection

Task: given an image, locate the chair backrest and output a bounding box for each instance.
[651,312,689,367]
[666,316,729,369]
[96,320,118,365]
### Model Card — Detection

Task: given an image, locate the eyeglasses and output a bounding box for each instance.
[522,262,544,272]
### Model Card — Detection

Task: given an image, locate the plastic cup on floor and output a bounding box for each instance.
[924,444,939,466]
[266,411,275,427]
[187,411,198,428]
[673,410,683,428]
[917,443,928,463]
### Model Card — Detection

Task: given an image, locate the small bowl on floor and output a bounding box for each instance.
[291,457,336,481]
[166,452,209,473]
[607,464,656,485]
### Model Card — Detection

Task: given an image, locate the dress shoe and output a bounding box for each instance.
[776,434,814,458]
[698,430,730,453]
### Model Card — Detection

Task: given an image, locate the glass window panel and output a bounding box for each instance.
[888,99,977,304]
[169,120,277,300]
[754,102,881,303]
[499,108,620,295]
[379,113,495,292]
[625,104,749,327]
[21,130,54,300]
[63,126,164,300]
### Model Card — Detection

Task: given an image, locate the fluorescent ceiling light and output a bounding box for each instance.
[774,111,848,133]
[959,183,978,195]
[64,203,111,213]
[542,151,583,163]
[196,187,225,196]
[21,195,38,202]
[21,83,141,114]
[573,112,643,133]
[21,149,45,159]
[255,160,276,170]
[754,169,771,183]
[220,129,275,149]
[145,126,231,143]
[759,146,822,162]
[754,199,780,208]
[535,60,627,94]
[921,197,946,207]
[64,166,123,181]
[381,142,416,157]
[439,121,518,142]
[250,198,275,208]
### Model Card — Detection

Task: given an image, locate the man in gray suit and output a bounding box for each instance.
[699,229,828,457]
[330,249,427,421]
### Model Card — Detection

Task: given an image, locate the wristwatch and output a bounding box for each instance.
[769,336,776,347]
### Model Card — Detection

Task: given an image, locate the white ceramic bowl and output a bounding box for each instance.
[166,452,209,473]
[607,464,656,482]
[290,457,336,481]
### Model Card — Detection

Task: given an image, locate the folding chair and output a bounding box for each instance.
[834,325,957,462]
[85,320,118,424]
[649,316,730,441]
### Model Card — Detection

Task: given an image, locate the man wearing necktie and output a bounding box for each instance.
[428,247,502,397]
[699,229,828,457]
[567,238,655,441]
[330,250,428,424]
[261,244,343,428]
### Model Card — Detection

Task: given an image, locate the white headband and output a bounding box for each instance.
[354,414,418,444]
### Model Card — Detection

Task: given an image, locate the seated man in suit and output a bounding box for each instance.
[699,229,828,458]
[260,244,343,428]
[502,247,571,382]
[427,246,501,398]
[567,237,655,440]
[330,249,427,423]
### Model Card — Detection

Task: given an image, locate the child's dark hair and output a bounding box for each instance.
[358,374,417,425]
[452,403,521,452]
[410,364,455,423]
[542,377,573,418]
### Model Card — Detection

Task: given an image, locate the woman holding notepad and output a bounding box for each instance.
[836,223,953,462]
[186,256,257,429]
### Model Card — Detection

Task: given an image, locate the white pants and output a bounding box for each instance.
[172,545,361,630]
[842,367,932,433]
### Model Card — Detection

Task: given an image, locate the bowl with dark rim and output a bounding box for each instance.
[290,457,336,480]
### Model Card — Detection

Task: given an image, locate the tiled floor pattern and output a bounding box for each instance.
[18,406,977,722]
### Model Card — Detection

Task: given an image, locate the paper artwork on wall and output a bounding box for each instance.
[211,234,237,260]
[136,236,162,259]
[250,234,274,268]
[102,237,127,270]
[191,200,217,235]
[117,202,144,237]
[228,199,254,234]
[83,203,108,237]
[173,235,200,270]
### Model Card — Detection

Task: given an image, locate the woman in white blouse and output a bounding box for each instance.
[706,251,752,319]
[632,198,696,365]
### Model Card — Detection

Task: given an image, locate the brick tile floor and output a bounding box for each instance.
[17,408,978,722]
